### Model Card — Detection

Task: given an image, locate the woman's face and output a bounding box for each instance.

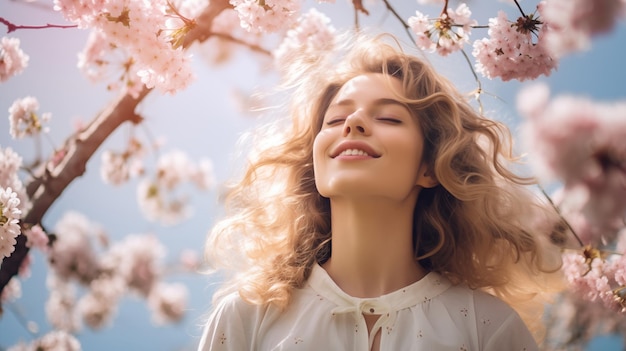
[313,73,435,202]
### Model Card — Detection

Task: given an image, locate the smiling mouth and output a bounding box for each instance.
[335,148,380,158]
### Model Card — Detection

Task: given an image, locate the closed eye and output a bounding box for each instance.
[326,118,346,125]
[377,117,402,124]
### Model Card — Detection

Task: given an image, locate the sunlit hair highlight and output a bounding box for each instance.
[204,31,564,341]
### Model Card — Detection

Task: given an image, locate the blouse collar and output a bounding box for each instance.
[308,264,452,350]
[308,263,452,314]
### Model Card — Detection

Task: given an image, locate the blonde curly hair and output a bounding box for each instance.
[205,31,564,340]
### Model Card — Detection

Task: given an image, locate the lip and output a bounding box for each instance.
[330,140,381,158]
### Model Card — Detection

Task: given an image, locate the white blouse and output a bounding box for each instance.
[199,264,538,351]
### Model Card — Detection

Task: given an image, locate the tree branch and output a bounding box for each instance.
[0,89,149,301]
[0,16,77,33]
[0,0,231,300]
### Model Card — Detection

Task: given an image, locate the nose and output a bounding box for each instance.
[343,111,370,137]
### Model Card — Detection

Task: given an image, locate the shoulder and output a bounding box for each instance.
[438,283,522,320]
[469,288,519,319]
[198,292,268,351]
[428,282,537,350]
[466,288,539,351]
[215,291,260,316]
[198,284,330,350]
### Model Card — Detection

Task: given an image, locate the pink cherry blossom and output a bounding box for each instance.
[472,10,557,81]
[49,211,102,283]
[56,0,196,96]
[176,0,210,17]
[156,150,194,190]
[0,147,22,186]
[0,277,21,304]
[137,150,215,225]
[191,158,216,191]
[77,274,126,329]
[179,249,200,271]
[147,282,188,324]
[0,36,29,83]
[609,253,626,287]
[562,250,621,311]
[540,0,626,57]
[274,8,336,69]
[0,147,31,224]
[45,274,80,331]
[23,224,50,252]
[549,186,602,246]
[104,234,165,296]
[8,96,51,139]
[137,178,192,225]
[100,150,133,186]
[100,138,145,186]
[408,3,477,56]
[7,330,81,351]
[0,187,22,261]
[231,0,302,33]
[518,83,626,233]
[77,30,143,95]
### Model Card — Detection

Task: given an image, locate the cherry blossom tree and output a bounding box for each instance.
[1,0,625,349]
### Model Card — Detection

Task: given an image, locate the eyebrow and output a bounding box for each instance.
[329,98,409,110]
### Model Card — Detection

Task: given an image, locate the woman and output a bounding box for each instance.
[198,32,563,350]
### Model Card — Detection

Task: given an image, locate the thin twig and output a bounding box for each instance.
[381,0,414,42]
[459,48,484,108]
[0,17,76,34]
[441,0,450,16]
[513,0,526,17]
[463,24,490,30]
[537,184,585,248]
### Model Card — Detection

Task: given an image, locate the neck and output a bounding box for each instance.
[321,196,427,298]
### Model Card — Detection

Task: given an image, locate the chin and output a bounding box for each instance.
[318,181,384,199]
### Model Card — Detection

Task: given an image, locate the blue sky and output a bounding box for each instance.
[1,1,625,350]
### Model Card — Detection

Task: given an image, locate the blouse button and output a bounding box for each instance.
[369,308,375,313]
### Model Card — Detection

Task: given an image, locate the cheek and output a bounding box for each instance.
[392,138,425,179]
[312,134,325,176]
[312,130,333,193]
[312,129,332,164]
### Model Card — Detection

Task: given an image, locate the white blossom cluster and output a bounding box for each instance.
[54,0,201,96]
[8,96,51,139]
[100,137,145,186]
[472,10,556,82]
[409,3,477,56]
[519,83,626,314]
[7,330,81,351]
[407,0,625,81]
[0,186,21,260]
[231,0,302,33]
[273,8,336,68]
[0,147,30,263]
[134,150,216,225]
[519,83,626,238]
[0,37,29,83]
[43,212,190,332]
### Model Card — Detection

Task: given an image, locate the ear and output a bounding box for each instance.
[416,166,439,189]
